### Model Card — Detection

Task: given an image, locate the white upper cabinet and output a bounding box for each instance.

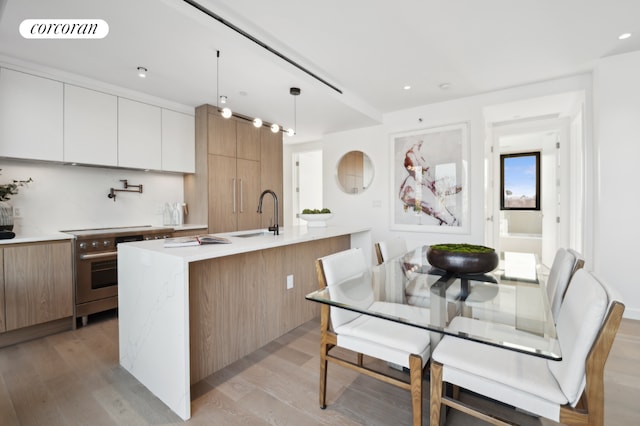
[161,109,195,173]
[0,68,63,161]
[117,98,162,170]
[63,84,118,166]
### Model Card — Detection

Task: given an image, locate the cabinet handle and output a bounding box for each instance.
[239,179,244,212]
[232,178,236,213]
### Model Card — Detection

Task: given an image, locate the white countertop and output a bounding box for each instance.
[119,225,370,263]
[0,232,74,245]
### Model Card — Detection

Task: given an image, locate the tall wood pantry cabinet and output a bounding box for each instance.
[184,104,283,233]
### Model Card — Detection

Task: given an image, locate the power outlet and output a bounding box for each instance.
[286,274,294,290]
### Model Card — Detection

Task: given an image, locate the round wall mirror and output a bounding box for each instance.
[336,151,374,194]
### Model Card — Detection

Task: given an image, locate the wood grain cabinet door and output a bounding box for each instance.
[4,241,73,331]
[237,158,261,231]
[208,155,238,233]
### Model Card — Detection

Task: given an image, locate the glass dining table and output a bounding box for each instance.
[305,246,562,360]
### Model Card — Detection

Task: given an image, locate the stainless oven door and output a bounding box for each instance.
[76,251,118,304]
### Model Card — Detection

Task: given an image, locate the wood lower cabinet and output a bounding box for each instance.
[2,240,73,331]
[189,234,351,382]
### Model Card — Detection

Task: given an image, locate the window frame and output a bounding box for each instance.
[500,151,541,211]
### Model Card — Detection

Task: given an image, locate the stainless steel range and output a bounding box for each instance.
[64,226,173,326]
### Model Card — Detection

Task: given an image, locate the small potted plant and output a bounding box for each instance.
[0,170,33,232]
[426,243,498,274]
[299,208,333,227]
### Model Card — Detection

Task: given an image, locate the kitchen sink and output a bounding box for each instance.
[230,230,281,238]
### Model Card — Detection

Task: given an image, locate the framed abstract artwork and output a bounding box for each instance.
[390,122,469,233]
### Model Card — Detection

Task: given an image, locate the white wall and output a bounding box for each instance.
[286,75,592,260]
[593,50,640,319]
[0,159,184,234]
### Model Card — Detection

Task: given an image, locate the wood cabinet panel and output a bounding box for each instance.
[189,235,350,382]
[188,104,283,232]
[3,241,73,331]
[236,158,261,230]
[63,84,118,166]
[0,249,4,333]
[0,68,63,161]
[207,113,236,157]
[207,155,237,233]
[236,120,260,161]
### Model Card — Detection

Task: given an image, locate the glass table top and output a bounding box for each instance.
[305,246,561,360]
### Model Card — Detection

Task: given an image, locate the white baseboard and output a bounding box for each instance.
[623,307,640,321]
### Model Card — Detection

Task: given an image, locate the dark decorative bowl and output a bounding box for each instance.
[426,244,499,275]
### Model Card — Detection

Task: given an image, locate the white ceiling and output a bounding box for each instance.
[1,0,639,143]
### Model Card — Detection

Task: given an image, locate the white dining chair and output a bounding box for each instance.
[374,238,408,264]
[547,248,579,321]
[429,268,625,426]
[316,247,431,425]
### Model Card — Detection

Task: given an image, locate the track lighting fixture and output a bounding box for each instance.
[213,51,302,135]
[137,66,147,78]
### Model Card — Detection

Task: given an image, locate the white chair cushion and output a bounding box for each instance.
[548,269,608,405]
[321,248,374,329]
[432,336,567,421]
[546,249,576,320]
[336,301,431,368]
[377,239,407,262]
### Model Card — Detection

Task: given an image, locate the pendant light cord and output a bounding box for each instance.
[216,50,220,109]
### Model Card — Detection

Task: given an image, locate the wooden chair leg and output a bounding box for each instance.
[430,361,443,426]
[409,354,423,426]
[319,342,328,409]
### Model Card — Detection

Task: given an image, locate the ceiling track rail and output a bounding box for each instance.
[182,0,343,94]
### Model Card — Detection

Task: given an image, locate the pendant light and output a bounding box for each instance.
[287,87,300,136]
[216,50,232,119]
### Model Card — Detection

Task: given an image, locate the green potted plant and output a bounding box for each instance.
[426,243,498,274]
[0,170,33,232]
[300,208,333,227]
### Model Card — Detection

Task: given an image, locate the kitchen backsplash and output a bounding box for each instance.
[0,159,184,235]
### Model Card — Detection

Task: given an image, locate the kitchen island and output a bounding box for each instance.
[118,225,371,420]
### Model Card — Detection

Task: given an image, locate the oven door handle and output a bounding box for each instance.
[79,251,118,260]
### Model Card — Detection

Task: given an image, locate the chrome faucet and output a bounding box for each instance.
[257,189,279,235]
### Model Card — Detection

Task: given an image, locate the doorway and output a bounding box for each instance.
[292,150,323,225]
[483,91,585,268]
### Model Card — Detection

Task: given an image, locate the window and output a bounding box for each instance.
[500,152,540,210]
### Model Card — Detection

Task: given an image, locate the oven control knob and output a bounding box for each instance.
[91,241,99,248]
[79,242,87,250]
[144,236,151,240]
[103,240,110,248]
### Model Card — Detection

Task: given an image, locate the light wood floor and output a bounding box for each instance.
[0,311,638,425]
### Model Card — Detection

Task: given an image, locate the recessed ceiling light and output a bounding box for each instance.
[403,85,411,90]
[439,83,451,90]
[137,66,147,78]
[619,32,632,40]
